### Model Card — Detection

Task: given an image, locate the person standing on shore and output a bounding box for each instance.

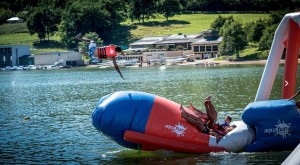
[75,33,125,80]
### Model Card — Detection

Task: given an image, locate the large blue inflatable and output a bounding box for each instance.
[92,91,300,153]
[242,99,300,152]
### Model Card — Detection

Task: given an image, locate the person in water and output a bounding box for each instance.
[75,33,125,80]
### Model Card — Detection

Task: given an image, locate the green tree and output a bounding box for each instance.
[210,15,227,32]
[257,10,286,50]
[128,0,158,23]
[0,8,14,24]
[267,10,288,25]
[211,15,235,38]
[26,5,61,41]
[247,18,266,43]
[258,24,277,50]
[227,0,239,11]
[218,16,234,35]
[58,0,126,48]
[244,21,254,42]
[185,0,213,11]
[220,19,247,59]
[128,0,143,23]
[158,0,182,21]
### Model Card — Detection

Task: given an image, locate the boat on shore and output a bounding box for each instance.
[195,61,219,66]
[118,59,141,67]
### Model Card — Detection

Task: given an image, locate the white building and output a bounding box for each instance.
[34,51,84,66]
[0,45,30,67]
[128,30,222,60]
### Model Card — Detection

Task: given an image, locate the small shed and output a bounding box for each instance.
[6,17,24,23]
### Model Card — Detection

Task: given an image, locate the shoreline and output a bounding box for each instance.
[84,59,300,68]
[3,58,298,70]
[180,59,300,66]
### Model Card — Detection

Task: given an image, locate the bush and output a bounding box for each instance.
[0,8,14,24]
[258,50,269,59]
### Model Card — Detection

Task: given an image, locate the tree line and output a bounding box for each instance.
[0,0,299,55]
[210,11,287,59]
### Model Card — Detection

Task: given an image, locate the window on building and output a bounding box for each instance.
[213,45,218,51]
[194,46,199,52]
[3,56,5,62]
[206,45,212,52]
[0,48,12,55]
[200,46,205,52]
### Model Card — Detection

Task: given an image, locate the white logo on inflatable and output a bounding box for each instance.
[165,122,187,137]
[264,120,291,139]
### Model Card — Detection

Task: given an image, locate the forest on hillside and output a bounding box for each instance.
[0,0,299,53]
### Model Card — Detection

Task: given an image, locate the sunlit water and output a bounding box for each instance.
[1,64,299,164]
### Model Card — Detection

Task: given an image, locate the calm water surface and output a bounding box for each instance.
[1,64,299,164]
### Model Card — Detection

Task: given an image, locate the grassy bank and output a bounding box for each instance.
[215,47,268,61]
[0,13,269,56]
[127,13,268,38]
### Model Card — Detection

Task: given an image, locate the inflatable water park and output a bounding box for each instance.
[91,12,300,154]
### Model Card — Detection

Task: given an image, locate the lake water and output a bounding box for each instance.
[1,64,299,164]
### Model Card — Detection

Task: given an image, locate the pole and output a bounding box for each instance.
[282,19,300,99]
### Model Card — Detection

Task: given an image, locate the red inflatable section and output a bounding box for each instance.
[282,19,300,99]
[124,130,225,153]
[124,96,225,153]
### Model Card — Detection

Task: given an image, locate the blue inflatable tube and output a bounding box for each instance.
[242,99,300,152]
[92,91,300,153]
[92,91,155,149]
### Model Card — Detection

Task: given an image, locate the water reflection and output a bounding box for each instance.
[0,64,299,164]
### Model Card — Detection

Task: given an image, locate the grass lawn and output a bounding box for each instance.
[0,22,28,34]
[215,47,268,61]
[0,13,269,56]
[127,13,269,38]
[0,33,39,45]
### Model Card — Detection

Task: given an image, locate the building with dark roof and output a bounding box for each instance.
[155,34,201,50]
[128,30,223,59]
[129,36,167,50]
[191,30,222,59]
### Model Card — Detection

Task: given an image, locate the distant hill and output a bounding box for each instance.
[0,13,269,52]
